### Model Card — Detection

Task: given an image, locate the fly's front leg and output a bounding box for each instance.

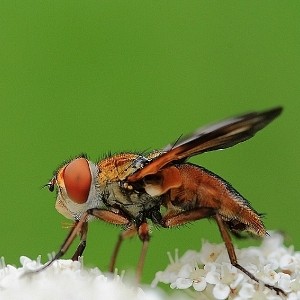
[65,208,129,264]
[49,212,89,263]
[71,221,88,261]
[31,211,90,273]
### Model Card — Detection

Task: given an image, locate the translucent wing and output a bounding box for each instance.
[128,106,282,182]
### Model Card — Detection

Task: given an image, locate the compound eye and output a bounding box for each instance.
[63,158,92,204]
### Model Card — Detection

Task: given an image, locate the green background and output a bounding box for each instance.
[0,1,299,285]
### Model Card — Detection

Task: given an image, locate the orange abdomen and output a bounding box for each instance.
[166,163,266,236]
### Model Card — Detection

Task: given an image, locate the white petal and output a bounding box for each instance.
[290,276,300,292]
[213,283,231,300]
[20,256,32,266]
[278,273,292,292]
[180,250,200,264]
[204,263,217,272]
[206,271,221,284]
[262,231,284,251]
[177,264,193,278]
[192,277,207,291]
[259,265,280,285]
[230,273,244,289]
[200,242,224,264]
[280,254,295,271]
[174,277,193,289]
[287,292,300,300]
[238,282,256,298]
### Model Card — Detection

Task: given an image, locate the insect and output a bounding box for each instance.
[43,107,284,294]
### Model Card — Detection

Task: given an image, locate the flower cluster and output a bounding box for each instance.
[0,256,164,300]
[1,232,299,299]
[152,232,300,299]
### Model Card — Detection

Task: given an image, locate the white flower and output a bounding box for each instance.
[200,242,227,264]
[153,232,300,299]
[258,264,280,286]
[0,257,165,300]
[151,249,186,286]
[280,254,299,272]
[4,231,298,300]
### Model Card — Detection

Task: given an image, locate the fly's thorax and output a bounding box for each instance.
[98,180,162,221]
[97,153,150,183]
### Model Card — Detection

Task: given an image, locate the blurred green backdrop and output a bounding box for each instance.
[0,1,299,284]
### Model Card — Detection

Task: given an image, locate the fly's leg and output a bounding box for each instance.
[30,208,130,274]
[136,221,151,283]
[161,207,216,227]
[159,208,285,296]
[109,226,137,273]
[214,213,286,296]
[91,208,150,283]
[31,211,90,273]
[71,221,88,260]
[86,208,137,275]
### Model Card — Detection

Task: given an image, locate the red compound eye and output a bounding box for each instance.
[63,157,92,204]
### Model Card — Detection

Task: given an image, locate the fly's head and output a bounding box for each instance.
[46,156,100,220]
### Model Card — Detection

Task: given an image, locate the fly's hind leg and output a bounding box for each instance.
[160,207,216,227]
[159,208,285,296]
[214,213,286,296]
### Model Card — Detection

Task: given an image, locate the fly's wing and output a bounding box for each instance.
[128,106,282,182]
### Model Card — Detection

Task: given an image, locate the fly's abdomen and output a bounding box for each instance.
[166,163,266,236]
